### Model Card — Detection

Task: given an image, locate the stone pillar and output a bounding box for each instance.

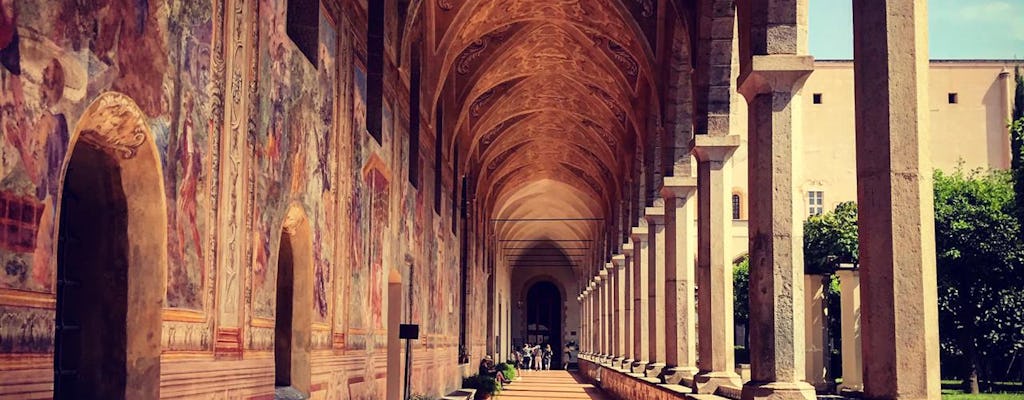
[630,226,651,373]
[661,177,700,384]
[598,265,606,364]
[804,275,827,391]
[837,270,862,392]
[853,1,940,399]
[645,207,668,378]
[691,135,743,393]
[621,241,635,369]
[580,289,587,355]
[595,275,605,358]
[737,53,816,400]
[612,254,626,365]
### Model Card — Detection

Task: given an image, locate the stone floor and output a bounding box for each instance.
[501,370,611,400]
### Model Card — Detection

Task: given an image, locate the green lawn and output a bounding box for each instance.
[942,380,1024,399]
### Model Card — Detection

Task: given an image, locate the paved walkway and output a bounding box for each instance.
[500,370,610,399]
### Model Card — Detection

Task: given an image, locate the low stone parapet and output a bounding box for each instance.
[578,359,742,400]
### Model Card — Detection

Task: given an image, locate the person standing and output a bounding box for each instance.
[543,344,553,370]
[532,344,543,370]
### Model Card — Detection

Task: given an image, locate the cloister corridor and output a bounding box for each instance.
[0,0,951,399]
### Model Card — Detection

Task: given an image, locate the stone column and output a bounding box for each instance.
[690,135,742,393]
[853,1,940,399]
[645,207,668,378]
[598,265,606,364]
[737,53,816,400]
[621,241,635,369]
[804,275,827,391]
[661,177,700,384]
[595,275,605,358]
[630,226,651,374]
[837,269,862,392]
[580,289,587,356]
[612,255,626,366]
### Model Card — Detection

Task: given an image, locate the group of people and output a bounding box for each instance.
[511,343,554,370]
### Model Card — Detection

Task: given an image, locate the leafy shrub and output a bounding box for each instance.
[462,374,500,399]
[496,362,516,381]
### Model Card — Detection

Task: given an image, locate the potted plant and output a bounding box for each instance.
[462,374,500,399]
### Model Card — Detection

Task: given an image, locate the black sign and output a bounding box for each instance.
[399,324,420,339]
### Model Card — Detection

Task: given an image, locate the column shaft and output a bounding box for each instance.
[853,1,940,398]
[631,227,651,372]
[837,270,863,392]
[622,242,635,367]
[662,178,700,384]
[646,207,668,377]
[692,136,742,393]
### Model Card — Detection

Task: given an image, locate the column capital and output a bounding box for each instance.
[611,254,626,268]
[690,135,740,163]
[599,267,610,278]
[737,54,814,101]
[630,226,649,242]
[644,206,666,226]
[660,176,698,199]
[622,240,634,254]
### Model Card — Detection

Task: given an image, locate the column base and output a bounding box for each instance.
[611,356,625,368]
[693,370,743,394]
[741,381,817,400]
[621,358,635,370]
[663,365,699,385]
[645,362,667,379]
[631,360,650,374]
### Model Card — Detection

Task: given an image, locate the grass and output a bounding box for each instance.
[942,380,1024,399]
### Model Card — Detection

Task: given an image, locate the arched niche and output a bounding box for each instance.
[274,205,313,398]
[53,91,168,399]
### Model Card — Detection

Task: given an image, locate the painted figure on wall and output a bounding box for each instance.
[366,166,389,330]
[0,26,70,293]
[348,61,369,332]
[164,15,213,310]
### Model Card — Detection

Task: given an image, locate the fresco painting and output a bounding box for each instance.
[348,62,369,333]
[0,0,468,396]
[309,6,339,325]
[164,10,214,310]
[366,166,389,331]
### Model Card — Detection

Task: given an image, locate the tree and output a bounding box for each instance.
[803,201,859,275]
[934,169,1024,393]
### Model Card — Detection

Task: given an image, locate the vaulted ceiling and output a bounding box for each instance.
[412,0,694,275]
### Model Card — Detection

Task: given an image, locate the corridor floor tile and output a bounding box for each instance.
[499,370,611,400]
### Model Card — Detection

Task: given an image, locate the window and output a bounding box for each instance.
[948,93,958,104]
[731,194,741,220]
[366,0,385,144]
[808,191,824,216]
[812,93,822,104]
[286,0,318,64]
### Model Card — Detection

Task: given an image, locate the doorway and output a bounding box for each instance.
[525,281,563,369]
[54,144,129,398]
[274,207,312,399]
[53,93,166,400]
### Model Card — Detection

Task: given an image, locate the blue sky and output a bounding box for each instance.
[809,0,1024,60]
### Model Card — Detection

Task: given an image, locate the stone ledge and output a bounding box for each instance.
[441,388,476,400]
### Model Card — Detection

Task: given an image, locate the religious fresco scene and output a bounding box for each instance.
[0,0,1021,399]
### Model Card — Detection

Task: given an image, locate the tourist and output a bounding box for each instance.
[532,344,543,370]
[521,344,532,371]
[562,344,572,370]
[478,355,510,385]
[543,344,553,370]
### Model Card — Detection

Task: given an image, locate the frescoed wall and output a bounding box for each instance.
[0,0,474,398]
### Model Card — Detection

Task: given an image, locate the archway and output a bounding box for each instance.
[525,281,563,369]
[274,206,313,398]
[54,92,167,399]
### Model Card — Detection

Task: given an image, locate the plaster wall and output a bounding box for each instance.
[726,60,1017,260]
